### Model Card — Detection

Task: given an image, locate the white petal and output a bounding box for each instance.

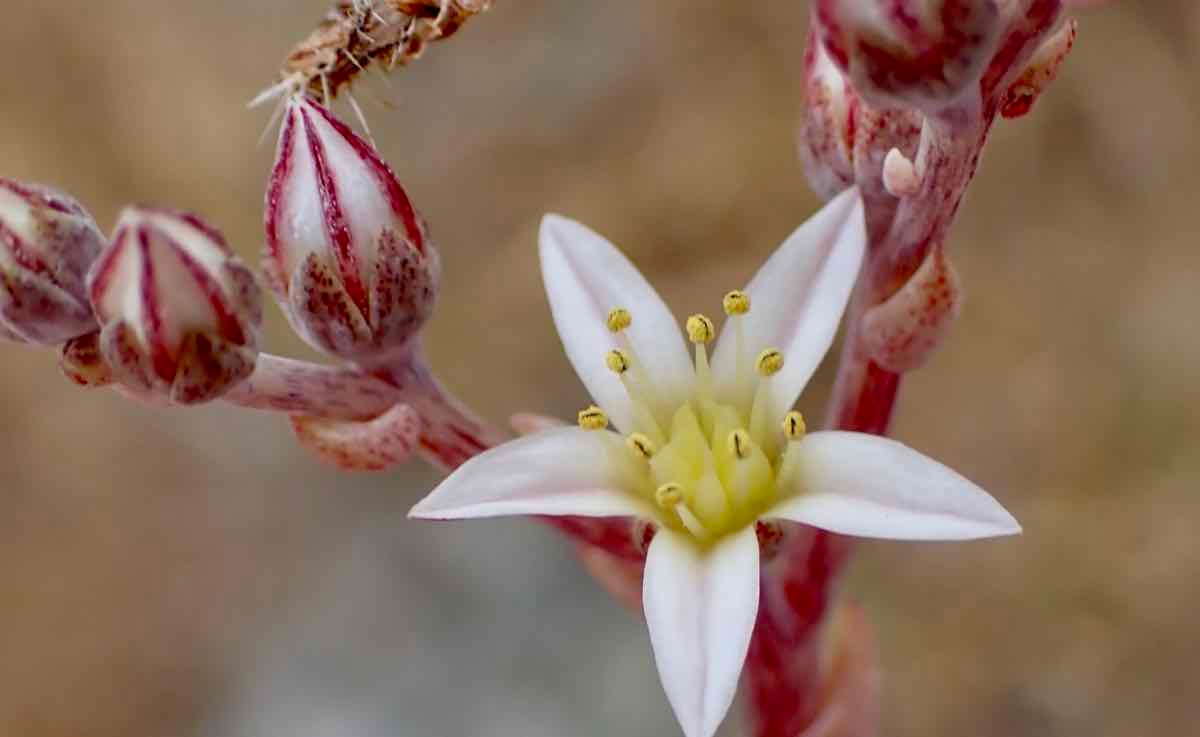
[643,527,760,737]
[712,188,866,417]
[540,214,693,433]
[408,427,652,520]
[769,431,1021,540]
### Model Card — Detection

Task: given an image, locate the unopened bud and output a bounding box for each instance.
[799,32,858,200]
[264,96,439,364]
[1000,18,1078,119]
[814,0,1003,111]
[0,179,104,344]
[88,207,263,404]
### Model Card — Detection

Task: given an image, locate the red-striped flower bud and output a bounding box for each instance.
[0,178,104,344]
[264,97,439,365]
[88,207,262,404]
[815,0,1003,111]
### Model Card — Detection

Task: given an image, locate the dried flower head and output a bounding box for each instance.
[253,0,494,108]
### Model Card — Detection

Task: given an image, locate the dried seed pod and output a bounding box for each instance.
[254,0,494,107]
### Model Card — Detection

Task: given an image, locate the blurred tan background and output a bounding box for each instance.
[1,1,1198,736]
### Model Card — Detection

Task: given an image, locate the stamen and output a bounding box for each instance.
[727,429,752,460]
[723,291,751,407]
[606,349,631,374]
[756,348,784,377]
[603,347,665,444]
[685,314,715,344]
[600,320,665,439]
[674,501,711,540]
[577,405,609,431]
[719,428,773,509]
[626,432,656,459]
[723,290,750,316]
[606,308,632,333]
[655,482,684,509]
[782,411,807,441]
[750,347,785,455]
[687,314,716,402]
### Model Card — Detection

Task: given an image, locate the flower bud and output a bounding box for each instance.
[0,178,104,344]
[999,17,1077,119]
[264,96,439,365]
[88,207,263,404]
[798,32,858,201]
[814,0,1003,111]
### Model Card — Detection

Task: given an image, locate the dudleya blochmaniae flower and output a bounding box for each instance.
[410,187,1020,737]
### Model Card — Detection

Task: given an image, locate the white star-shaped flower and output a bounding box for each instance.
[410,188,1019,737]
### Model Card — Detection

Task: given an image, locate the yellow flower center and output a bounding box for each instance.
[578,294,807,543]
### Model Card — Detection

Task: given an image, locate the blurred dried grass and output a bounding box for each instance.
[0,2,1197,736]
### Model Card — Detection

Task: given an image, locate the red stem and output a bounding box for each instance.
[744,2,1066,732]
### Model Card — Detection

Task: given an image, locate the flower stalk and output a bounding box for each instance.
[745,4,1079,736]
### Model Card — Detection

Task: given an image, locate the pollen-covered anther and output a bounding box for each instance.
[606,307,632,333]
[577,405,609,430]
[655,482,684,509]
[782,411,807,441]
[626,432,656,459]
[685,314,715,344]
[722,290,750,316]
[727,429,753,460]
[756,348,784,377]
[606,348,631,374]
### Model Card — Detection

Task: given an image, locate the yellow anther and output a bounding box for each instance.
[605,349,631,374]
[686,314,715,344]
[577,405,609,430]
[626,432,656,459]
[723,290,750,316]
[782,411,807,441]
[756,348,784,377]
[655,482,684,508]
[606,308,632,333]
[727,429,752,460]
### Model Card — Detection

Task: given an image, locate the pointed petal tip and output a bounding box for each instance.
[407,428,653,522]
[406,498,441,520]
[771,432,1024,543]
[538,213,589,255]
[643,528,760,737]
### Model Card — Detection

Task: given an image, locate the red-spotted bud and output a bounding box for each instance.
[1000,17,1077,119]
[87,207,263,404]
[264,97,439,365]
[0,178,104,344]
[799,32,858,200]
[815,0,1003,111]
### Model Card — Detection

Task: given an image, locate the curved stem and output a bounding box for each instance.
[222,353,403,419]
[746,5,1067,734]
